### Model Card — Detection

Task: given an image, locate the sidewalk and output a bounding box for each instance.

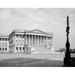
[0,53,65,61]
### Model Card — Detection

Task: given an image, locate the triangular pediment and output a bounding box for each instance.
[28,29,48,35]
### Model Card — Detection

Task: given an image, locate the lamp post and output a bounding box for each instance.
[64,16,71,66]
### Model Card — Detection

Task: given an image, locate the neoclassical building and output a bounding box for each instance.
[0,29,53,53]
[9,29,53,53]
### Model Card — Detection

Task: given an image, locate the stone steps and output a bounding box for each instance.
[31,47,63,54]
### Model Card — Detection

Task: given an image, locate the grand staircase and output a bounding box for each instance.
[31,47,63,55]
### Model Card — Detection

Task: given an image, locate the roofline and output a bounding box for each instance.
[27,29,53,36]
[9,29,53,37]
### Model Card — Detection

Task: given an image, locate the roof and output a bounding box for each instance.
[27,29,53,36]
[9,29,53,37]
[0,34,9,38]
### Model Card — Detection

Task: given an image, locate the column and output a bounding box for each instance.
[43,36,45,47]
[44,36,46,47]
[40,36,41,47]
[28,35,29,46]
[42,36,44,47]
[27,35,28,45]
[40,36,42,47]
[35,35,36,47]
[36,35,37,46]
[39,36,40,47]
[42,36,43,47]
[25,35,27,45]
[30,35,31,46]
[50,37,52,48]
[36,35,38,46]
[33,35,35,46]
[46,36,48,48]
[29,35,30,46]
[31,35,33,46]
[37,36,39,46]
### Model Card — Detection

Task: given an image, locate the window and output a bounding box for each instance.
[22,35,24,38]
[5,38,7,41]
[3,48,4,51]
[5,48,7,51]
[0,38,1,41]
[16,34,18,37]
[19,35,22,37]
[16,47,18,50]
[20,47,21,50]
[0,48,1,50]
[3,38,4,41]
[23,47,24,50]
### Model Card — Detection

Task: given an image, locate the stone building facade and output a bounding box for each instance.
[0,35,9,53]
[9,29,53,53]
[0,29,53,53]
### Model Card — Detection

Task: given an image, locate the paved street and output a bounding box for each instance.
[0,58,63,67]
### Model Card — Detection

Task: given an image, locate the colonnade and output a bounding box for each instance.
[24,34,52,48]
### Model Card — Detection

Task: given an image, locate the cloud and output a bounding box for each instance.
[0,8,75,49]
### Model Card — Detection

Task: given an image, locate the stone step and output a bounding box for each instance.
[31,47,63,54]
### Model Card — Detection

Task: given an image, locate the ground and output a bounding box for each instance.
[0,53,64,67]
[0,58,63,67]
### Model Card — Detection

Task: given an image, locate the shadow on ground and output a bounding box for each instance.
[0,58,63,67]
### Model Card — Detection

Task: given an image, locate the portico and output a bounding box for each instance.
[25,29,53,48]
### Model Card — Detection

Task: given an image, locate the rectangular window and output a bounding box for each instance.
[5,38,7,41]
[3,38,4,41]
[5,48,7,51]
[16,47,18,50]
[0,38,1,40]
[3,48,4,51]
[23,47,25,50]
[20,47,21,50]
[0,48,1,50]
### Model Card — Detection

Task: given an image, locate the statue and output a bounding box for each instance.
[64,16,71,66]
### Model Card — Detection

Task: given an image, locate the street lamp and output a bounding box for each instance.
[64,16,71,66]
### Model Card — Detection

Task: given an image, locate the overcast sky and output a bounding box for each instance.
[0,8,75,49]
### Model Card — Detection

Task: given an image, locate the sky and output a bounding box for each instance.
[0,8,75,50]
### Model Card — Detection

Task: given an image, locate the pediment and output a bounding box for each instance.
[28,29,48,35]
